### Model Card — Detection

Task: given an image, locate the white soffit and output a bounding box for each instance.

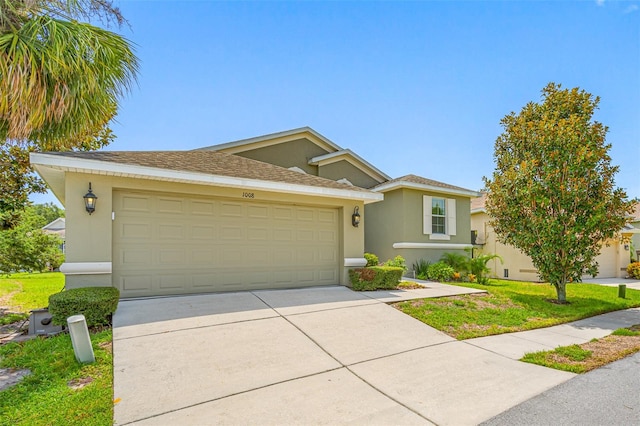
[30,153,384,204]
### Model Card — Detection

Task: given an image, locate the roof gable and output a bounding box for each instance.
[197,127,342,155]
[308,149,390,183]
[197,127,390,187]
[42,217,65,231]
[372,174,480,198]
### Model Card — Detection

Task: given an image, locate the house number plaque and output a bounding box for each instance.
[242,192,255,199]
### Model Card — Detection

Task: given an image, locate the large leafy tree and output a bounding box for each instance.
[484,83,635,303]
[0,0,138,226]
[0,204,65,274]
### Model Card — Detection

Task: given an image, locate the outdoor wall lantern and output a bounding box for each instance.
[352,206,361,227]
[83,183,98,215]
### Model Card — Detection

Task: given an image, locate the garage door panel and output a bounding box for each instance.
[192,274,216,288]
[121,249,152,265]
[296,250,315,264]
[120,222,152,240]
[318,210,338,223]
[159,249,185,264]
[319,230,337,242]
[157,197,185,214]
[297,209,314,221]
[319,248,338,262]
[191,225,215,239]
[120,194,151,213]
[298,271,315,283]
[191,200,215,215]
[297,230,314,241]
[113,191,340,297]
[158,274,188,290]
[319,269,337,282]
[248,205,269,218]
[248,248,269,266]
[220,226,244,240]
[273,250,293,263]
[191,249,216,265]
[158,223,185,240]
[274,228,293,241]
[274,271,294,284]
[120,275,153,292]
[248,227,269,241]
[274,206,293,220]
[221,202,243,217]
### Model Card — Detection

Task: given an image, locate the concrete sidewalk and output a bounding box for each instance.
[467,307,640,360]
[112,283,640,425]
[582,277,640,291]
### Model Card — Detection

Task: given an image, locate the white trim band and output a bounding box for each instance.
[60,262,112,275]
[393,243,473,250]
[344,257,367,267]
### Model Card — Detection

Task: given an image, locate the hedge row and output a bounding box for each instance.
[49,287,119,327]
[349,266,403,291]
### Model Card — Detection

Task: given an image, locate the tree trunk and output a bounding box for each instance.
[555,282,567,303]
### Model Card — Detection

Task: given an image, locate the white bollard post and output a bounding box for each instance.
[67,315,95,363]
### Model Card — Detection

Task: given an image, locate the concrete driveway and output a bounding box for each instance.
[113,284,574,425]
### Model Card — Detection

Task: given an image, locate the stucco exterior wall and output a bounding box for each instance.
[62,172,366,290]
[317,160,380,189]
[365,188,473,270]
[221,138,329,175]
[632,220,640,262]
[474,212,539,281]
[364,189,403,264]
[472,211,632,281]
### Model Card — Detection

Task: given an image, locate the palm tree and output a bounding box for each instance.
[0,0,139,142]
[0,1,138,225]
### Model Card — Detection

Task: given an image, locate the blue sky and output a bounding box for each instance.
[33,0,640,205]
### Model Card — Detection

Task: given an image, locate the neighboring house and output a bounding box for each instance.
[30,127,477,298]
[471,193,637,281]
[41,217,66,253]
[631,202,640,262]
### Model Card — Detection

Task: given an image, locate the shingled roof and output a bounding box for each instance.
[39,150,373,193]
[372,174,480,197]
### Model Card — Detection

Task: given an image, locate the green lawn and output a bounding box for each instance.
[0,330,113,426]
[395,280,640,339]
[0,272,113,425]
[521,327,640,373]
[0,272,65,311]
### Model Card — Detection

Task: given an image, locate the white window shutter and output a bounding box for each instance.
[423,195,432,235]
[447,198,456,236]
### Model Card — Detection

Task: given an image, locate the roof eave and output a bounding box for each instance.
[30,153,384,204]
[373,180,481,198]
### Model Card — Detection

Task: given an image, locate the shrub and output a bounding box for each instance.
[468,253,502,285]
[364,252,379,267]
[384,255,407,272]
[426,262,455,282]
[627,262,640,279]
[349,266,403,291]
[49,287,120,327]
[440,252,470,274]
[413,259,431,279]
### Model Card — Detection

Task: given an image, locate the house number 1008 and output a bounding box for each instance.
[242,192,255,199]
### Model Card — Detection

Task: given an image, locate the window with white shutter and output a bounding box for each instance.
[423,195,457,239]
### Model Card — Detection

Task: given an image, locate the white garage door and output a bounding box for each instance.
[113,191,340,297]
